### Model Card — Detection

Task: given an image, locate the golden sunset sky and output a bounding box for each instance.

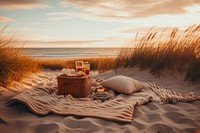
[0,0,200,48]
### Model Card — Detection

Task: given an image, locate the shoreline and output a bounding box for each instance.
[19,47,121,60]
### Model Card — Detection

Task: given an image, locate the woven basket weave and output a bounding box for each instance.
[57,75,92,98]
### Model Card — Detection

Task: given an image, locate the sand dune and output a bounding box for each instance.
[0,68,200,133]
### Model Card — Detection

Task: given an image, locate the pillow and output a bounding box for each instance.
[101,75,145,94]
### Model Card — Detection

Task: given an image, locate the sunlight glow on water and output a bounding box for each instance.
[21,48,121,59]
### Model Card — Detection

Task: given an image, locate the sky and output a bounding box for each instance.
[0,0,200,48]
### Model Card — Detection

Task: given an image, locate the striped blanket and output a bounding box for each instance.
[7,80,200,123]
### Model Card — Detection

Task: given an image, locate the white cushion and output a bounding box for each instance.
[101,75,144,94]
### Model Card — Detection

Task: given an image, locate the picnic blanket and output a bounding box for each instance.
[6,80,200,123]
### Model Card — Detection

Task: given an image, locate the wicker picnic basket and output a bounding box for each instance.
[57,75,92,98]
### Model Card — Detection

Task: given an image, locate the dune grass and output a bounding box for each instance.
[0,30,39,87]
[116,24,200,82]
[0,46,115,87]
[37,57,116,72]
[1,24,199,87]
[0,27,115,87]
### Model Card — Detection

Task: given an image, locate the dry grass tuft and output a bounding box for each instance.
[2,24,199,86]
[89,58,116,73]
[37,57,116,73]
[37,59,75,70]
[116,24,200,82]
[0,29,39,87]
[0,26,117,87]
[0,27,116,87]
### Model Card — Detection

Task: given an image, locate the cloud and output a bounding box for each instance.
[17,39,106,48]
[119,27,178,34]
[0,16,15,23]
[47,12,88,20]
[0,0,49,10]
[24,39,105,45]
[119,25,191,36]
[58,0,200,20]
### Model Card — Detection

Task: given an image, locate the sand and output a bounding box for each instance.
[0,68,200,133]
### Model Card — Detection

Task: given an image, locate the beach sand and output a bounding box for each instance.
[0,68,200,133]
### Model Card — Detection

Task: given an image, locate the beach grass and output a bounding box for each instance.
[1,24,199,87]
[0,29,39,87]
[0,46,115,87]
[0,27,115,86]
[37,57,116,72]
[116,24,200,82]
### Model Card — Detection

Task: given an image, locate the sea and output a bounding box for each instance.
[20,48,121,59]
